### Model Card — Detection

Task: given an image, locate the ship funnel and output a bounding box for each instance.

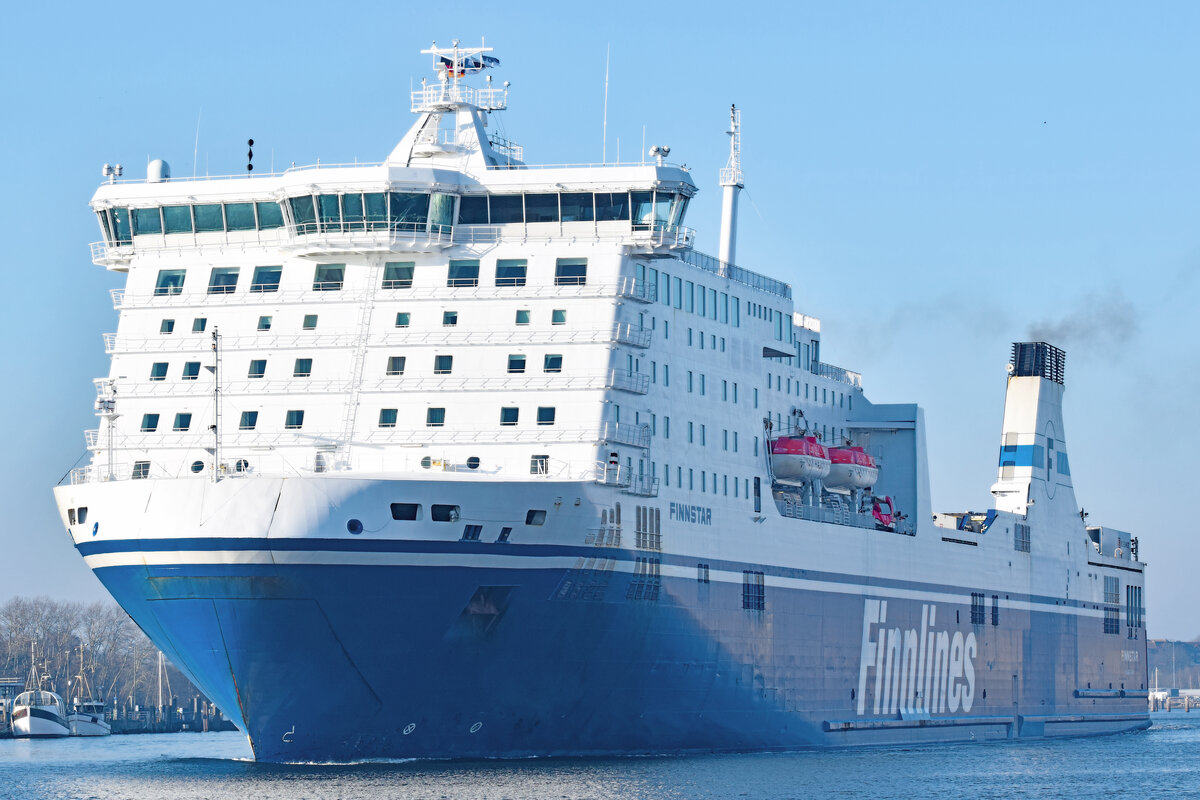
[718,104,743,268]
[990,342,1078,519]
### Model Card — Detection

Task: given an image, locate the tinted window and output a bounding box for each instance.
[224,203,256,231]
[595,192,630,221]
[431,504,460,522]
[256,202,284,229]
[459,195,488,224]
[162,205,193,234]
[133,207,162,235]
[194,204,224,232]
[390,503,421,521]
[489,194,523,224]
[524,194,558,222]
[560,193,594,222]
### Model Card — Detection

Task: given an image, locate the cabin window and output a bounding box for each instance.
[182,362,200,380]
[554,258,587,286]
[293,358,313,378]
[395,312,411,328]
[426,408,445,427]
[248,359,266,379]
[160,319,175,334]
[173,413,192,432]
[543,354,562,373]
[386,356,406,376]
[378,409,398,428]
[536,407,556,426]
[140,413,159,432]
[433,355,453,375]
[448,259,480,287]
[382,262,414,289]
[257,315,272,331]
[284,410,305,429]
[192,317,207,332]
[551,309,567,325]
[149,362,168,382]
[495,259,527,286]
[239,411,258,430]
[507,354,526,374]
[132,461,150,479]
[515,309,530,325]
[302,314,318,330]
[442,310,458,326]
[313,263,344,291]
[500,407,519,426]
[530,455,549,474]
[154,269,185,295]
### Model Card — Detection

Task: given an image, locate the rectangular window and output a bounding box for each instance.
[132,461,150,479]
[991,595,1000,626]
[552,309,567,325]
[507,354,526,374]
[192,317,207,333]
[390,503,421,521]
[458,195,488,224]
[434,355,453,374]
[554,258,587,286]
[172,413,191,432]
[395,312,411,328]
[970,592,985,625]
[447,259,480,287]
[224,202,255,231]
[1104,608,1120,635]
[302,314,318,330]
[500,407,519,426]
[249,265,282,293]
[257,315,272,331]
[382,261,415,289]
[663,365,669,386]
[182,361,200,380]
[160,319,175,334]
[431,504,461,522]
[378,408,398,428]
[442,310,458,326]
[697,563,710,583]
[515,309,530,325]
[536,407,556,426]
[193,204,223,232]
[162,205,193,234]
[149,362,168,381]
[207,267,240,294]
[495,259,527,286]
[386,356,406,376]
[154,269,186,296]
[524,193,559,222]
[313,263,344,291]
[1014,523,1031,552]
[285,410,305,429]
[687,371,694,393]
[257,201,284,229]
[1126,585,1144,629]
[140,413,159,432]
[239,411,258,430]
[289,196,317,233]
[560,193,594,222]
[293,358,313,377]
[742,571,765,611]
[1104,576,1119,605]
[543,354,563,373]
[700,375,706,395]
[701,424,707,446]
[489,194,524,224]
[134,207,163,236]
[426,408,445,427]
[248,359,266,379]
[595,192,630,221]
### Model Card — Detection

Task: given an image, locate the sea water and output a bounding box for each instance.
[1,714,1196,800]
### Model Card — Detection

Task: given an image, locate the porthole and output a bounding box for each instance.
[466,456,480,470]
[190,460,205,473]
[235,459,249,473]
[347,519,363,535]
[420,456,432,469]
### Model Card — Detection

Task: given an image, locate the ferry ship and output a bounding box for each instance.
[53,42,1149,762]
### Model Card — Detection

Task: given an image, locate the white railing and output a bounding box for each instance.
[607,370,649,394]
[812,361,863,389]
[411,83,508,112]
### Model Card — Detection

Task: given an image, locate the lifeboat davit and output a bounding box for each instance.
[825,446,879,490]
[769,436,830,484]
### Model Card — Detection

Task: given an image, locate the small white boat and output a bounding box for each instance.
[825,446,880,490]
[11,690,69,738]
[68,699,111,737]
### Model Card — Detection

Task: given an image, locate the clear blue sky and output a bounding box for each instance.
[1,1,1196,637]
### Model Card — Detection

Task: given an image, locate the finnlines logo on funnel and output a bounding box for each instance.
[856,599,978,716]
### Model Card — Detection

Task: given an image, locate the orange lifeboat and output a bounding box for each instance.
[825,446,879,490]
[769,436,831,484]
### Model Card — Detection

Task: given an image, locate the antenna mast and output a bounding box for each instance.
[602,44,610,164]
[718,104,744,270]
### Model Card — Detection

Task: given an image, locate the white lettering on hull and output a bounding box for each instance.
[857,599,977,717]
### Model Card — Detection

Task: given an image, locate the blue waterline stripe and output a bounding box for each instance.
[76,537,1115,612]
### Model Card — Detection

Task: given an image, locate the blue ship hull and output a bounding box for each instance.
[86,539,1148,762]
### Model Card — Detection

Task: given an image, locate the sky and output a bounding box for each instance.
[0,1,1196,638]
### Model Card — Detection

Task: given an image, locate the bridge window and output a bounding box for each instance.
[489,194,523,224]
[318,194,342,232]
[364,193,387,229]
[224,203,255,231]
[256,202,284,229]
[524,193,559,222]
[162,205,193,234]
[595,192,630,221]
[389,192,430,228]
[560,193,594,222]
[194,204,224,232]
[631,191,653,227]
[341,193,364,229]
[458,195,488,224]
[133,207,163,235]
